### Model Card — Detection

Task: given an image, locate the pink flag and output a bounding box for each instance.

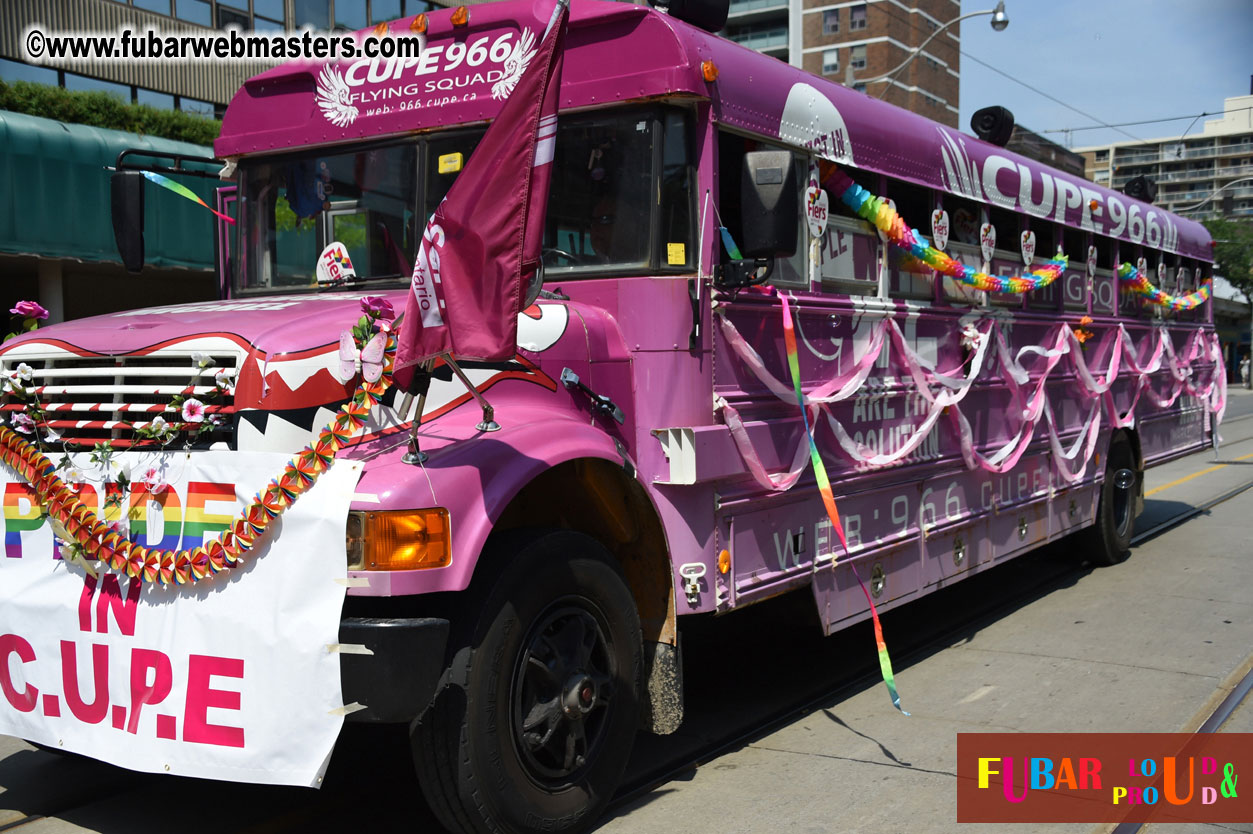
[395,0,568,386]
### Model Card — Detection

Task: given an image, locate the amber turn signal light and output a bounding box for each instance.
[410,13,428,33]
[702,60,719,82]
[347,508,450,571]
[450,6,469,26]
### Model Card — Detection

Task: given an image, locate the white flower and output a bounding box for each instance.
[190,351,212,369]
[214,368,234,392]
[63,467,84,483]
[960,324,984,352]
[14,363,33,382]
[44,428,61,443]
[1,378,13,394]
[149,415,169,432]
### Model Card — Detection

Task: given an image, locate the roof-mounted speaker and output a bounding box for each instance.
[970,105,1015,147]
[649,0,729,33]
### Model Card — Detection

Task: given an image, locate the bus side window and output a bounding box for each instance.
[660,109,694,270]
[1120,246,1148,318]
[821,165,877,296]
[1092,235,1117,315]
[1028,221,1062,311]
[987,202,1023,307]
[884,177,933,301]
[1055,223,1086,312]
[716,131,805,286]
[939,194,983,305]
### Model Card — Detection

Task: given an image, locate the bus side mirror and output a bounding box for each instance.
[111,170,145,273]
[739,150,797,259]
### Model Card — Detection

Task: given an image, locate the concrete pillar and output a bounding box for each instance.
[788,0,803,68]
[37,259,64,324]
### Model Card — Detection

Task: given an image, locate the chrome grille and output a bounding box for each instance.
[1,351,238,449]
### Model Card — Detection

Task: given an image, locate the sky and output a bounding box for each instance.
[957,0,1253,150]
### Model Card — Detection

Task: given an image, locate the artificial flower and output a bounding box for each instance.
[14,363,33,381]
[190,351,212,369]
[181,398,206,423]
[10,413,34,434]
[44,428,62,443]
[149,415,169,432]
[959,323,984,352]
[361,296,395,320]
[142,466,169,494]
[214,368,234,391]
[10,301,48,320]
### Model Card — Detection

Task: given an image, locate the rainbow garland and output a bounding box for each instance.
[0,337,396,588]
[1117,263,1211,311]
[780,295,908,715]
[825,169,1067,294]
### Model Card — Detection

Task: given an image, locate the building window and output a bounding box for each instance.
[64,72,131,100]
[336,0,369,29]
[132,0,173,14]
[853,83,866,94]
[295,0,331,29]
[850,44,866,69]
[822,48,839,74]
[216,5,250,29]
[175,0,212,26]
[822,9,839,34]
[0,57,59,86]
[850,4,867,30]
[137,88,177,110]
[179,96,217,117]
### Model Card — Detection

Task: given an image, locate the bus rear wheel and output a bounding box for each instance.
[1085,434,1139,566]
[413,531,641,834]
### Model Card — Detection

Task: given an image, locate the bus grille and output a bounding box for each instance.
[1,351,238,449]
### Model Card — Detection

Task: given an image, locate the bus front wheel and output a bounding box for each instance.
[413,531,642,834]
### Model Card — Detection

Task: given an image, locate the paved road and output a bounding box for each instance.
[2,391,1252,834]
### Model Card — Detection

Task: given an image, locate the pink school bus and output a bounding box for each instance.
[0,0,1225,832]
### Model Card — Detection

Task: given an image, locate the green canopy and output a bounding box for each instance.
[0,110,220,269]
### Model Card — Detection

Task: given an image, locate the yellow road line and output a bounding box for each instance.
[1145,451,1253,497]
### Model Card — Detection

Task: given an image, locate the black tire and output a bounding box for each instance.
[413,531,641,834]
[1085,433,1139,566]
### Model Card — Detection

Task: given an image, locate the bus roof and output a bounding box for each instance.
[215,0,1212,262]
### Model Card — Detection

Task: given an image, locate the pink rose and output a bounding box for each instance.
[361,296,395,320]
[10,300,49,320]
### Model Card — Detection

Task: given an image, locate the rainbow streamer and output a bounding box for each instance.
[825,169,1066,294]
[141,171,236,225]
[780,294,908,715]
[1117,263,1211,311]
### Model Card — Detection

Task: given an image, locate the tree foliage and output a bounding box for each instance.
[1203,217,1253,303]
[0,80,220,146]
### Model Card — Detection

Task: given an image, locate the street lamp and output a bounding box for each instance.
[847,2,1008,98]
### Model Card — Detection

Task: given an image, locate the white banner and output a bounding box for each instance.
[0,451,361,787]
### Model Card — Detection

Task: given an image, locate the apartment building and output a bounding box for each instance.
[723,0,961,128]
[1077,93,1253,220]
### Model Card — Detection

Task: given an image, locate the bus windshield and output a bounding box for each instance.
[229,106,694,294]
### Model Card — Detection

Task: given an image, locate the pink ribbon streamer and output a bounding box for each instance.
[716,309,1224,484]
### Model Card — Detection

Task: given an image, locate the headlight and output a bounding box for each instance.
[346,508,450,571]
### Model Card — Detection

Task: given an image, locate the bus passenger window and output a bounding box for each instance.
[939,195,983,305]
[1028,222,1062,311]
[1055,224,1085,312]
[884,178,933,301]
[987,204,1023,307]
[821,165,877,296]
[1092,236,1117,315]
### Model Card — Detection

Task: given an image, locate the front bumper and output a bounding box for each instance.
[338,616,450,723]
